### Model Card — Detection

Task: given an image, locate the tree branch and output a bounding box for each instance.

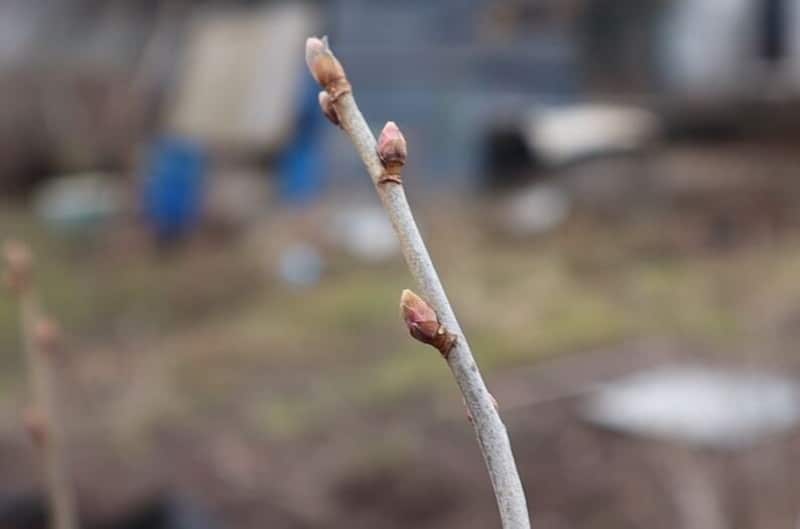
[4,242,78,529]
[306,37,531,529]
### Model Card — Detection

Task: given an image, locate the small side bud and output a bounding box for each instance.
[305,36,350,100]
[22,406,48,448]
[3,240,32,295]
[318,91,340,127]
[34,318,61,354]
[377,122,407,184]
[400,289,456,357]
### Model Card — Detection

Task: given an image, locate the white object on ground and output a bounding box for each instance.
[327,206,398,262]
[34,173,122,233]
[583,366,800,449]
[277,242,323,288]
[500,183,570,236]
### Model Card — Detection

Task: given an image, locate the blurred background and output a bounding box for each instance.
[1,1,800,529]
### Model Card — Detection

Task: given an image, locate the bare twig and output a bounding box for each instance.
[306,37,531,529]
[4,241,78,529]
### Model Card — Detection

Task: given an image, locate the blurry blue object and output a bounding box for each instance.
[277,74,326,205]
[142,137,207,242]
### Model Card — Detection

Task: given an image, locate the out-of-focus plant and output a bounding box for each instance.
[305,37,531,529]
[4,241,78,529]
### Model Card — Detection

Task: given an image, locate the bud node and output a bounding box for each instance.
[34,318,61,354]
[22,406,48,449]
[377,122,407,185]
[318,91,341,127]
[377,173,403,185]
[3,241,33,295]
[400,289,457,357]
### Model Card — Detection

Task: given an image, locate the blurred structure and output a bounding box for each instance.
[2,0,800,195]
[141,138,206,243]
[661,0,797,99]
[168,4,316,152]
[0,0,184,194]
[584,366,800,449]
[324,0,581,188]
[0,1,319,221]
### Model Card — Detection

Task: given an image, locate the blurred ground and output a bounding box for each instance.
[2,139,800,529]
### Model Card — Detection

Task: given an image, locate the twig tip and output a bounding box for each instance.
[305,36,326,69]
[377,122,407,181]
[305,35,349,99]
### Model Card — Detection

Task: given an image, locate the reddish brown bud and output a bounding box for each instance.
[318,91,340,127]
[305,36,350,100]
[3,240,32,294]
[22,406,48,448]
[377,122,407,184]
[400,289,456,357]
[34,317,61,353]
[400,289,437,325]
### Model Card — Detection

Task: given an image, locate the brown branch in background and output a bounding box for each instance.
[4,241,78,529]
[306,37,531,529]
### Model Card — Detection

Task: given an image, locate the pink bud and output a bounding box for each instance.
[377,121,407,170]
[400,289,456,356]
[401,289,436,324]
